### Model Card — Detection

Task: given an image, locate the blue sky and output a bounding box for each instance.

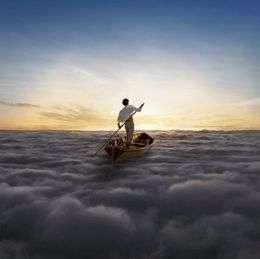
[1,0,260,129]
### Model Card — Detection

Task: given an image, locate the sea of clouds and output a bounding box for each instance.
[0,130,260,259]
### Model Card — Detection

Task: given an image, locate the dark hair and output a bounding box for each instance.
[122,98,129,106]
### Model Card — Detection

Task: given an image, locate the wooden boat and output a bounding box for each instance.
[105,132,154,162]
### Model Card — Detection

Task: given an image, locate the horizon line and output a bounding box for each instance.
[0,129,260,132]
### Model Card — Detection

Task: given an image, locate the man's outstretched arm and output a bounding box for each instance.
[133,103,144,112]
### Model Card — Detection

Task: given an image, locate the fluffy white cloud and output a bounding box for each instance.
[0,130,260,258]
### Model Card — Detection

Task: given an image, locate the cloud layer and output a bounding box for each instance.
[0,130,260,259]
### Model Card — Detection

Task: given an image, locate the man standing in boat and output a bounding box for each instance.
[117,98,144,146]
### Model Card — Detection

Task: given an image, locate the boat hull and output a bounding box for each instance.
[104,132,153,162]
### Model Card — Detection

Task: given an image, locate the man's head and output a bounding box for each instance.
[122,98,129,106]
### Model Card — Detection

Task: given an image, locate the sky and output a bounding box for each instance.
[0,0,260,130]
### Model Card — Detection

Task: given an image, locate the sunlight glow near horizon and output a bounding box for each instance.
[1,1,260,130]
[1,55,260,131]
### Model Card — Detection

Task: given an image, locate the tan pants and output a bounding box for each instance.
[125,117,134,144]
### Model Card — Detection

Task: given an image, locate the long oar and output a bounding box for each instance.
[92,103,144,157]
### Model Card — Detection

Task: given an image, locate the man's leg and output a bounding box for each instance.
[125,125,131,145]
[128,123,134,143]
[125,121,134,146]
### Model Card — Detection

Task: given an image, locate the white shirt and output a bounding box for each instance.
[117,105,142,123]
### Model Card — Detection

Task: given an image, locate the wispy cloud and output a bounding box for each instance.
[39,105,110,124]
[0,100,41,108]
[235,97,260,107]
